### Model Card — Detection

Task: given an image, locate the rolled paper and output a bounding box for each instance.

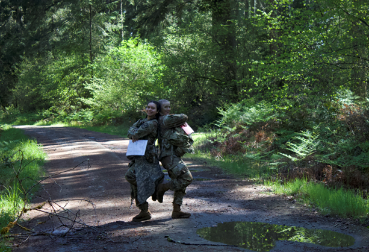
[181,122,194,135]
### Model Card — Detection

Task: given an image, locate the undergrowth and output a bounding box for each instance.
[193,90,369,218]
[0,125,46,248]
[191,133,275,178]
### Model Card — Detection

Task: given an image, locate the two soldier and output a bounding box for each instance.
[125,99,194,221]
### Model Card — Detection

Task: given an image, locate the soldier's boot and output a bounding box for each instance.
[172,203,191,219]
[156,182,171,203]
[132,202,151,222]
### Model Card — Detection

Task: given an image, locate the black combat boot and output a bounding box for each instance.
[132,202,151,222]
[172,203,191,219]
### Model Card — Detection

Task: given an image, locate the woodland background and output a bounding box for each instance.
[1,0,369,200]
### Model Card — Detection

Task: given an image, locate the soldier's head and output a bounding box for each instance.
[146,100,161,120]
[158,99,171,115]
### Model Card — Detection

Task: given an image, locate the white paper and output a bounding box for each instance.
[126,140,148,156]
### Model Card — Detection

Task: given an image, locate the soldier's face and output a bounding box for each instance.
[146,102,158,119]
[161,102,171,115]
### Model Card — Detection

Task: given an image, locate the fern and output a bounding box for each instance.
[280,130,320,161]
[216,99,278,127]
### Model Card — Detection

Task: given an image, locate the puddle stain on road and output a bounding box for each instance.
[197,221,355,252]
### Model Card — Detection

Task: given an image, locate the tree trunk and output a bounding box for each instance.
[211,0,238,100]
[89,3,93,63]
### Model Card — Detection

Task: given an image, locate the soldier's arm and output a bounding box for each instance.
[163,114,188,128]
[129,120,158,139]
[127,120,140,138]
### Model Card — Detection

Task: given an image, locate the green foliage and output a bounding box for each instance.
[3,0,125,114]
[253,0,369,99]
[13,53,91,112]
[83,38,166,122]
[269,179,369,218]
[280,129,320,162]
[191,133,276,178]
[268,178,307,196]
[0,126,46,237]
[0,233,12,252]
[216,99,278,128]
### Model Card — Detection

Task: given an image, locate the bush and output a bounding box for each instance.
[83,38,166,122]
[196,89,369,190]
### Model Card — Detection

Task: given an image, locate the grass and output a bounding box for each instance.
[0,125,46,248]
[267,178,369,218]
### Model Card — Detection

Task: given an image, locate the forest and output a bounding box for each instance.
[1,0,369,217]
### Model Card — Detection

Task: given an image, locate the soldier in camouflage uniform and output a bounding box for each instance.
[125,101,164,222]
[156,99,194,219]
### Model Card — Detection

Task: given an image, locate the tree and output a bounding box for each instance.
[3,0,124,111]
[82,38,166,121]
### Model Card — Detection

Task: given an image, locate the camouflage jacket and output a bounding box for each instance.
[158,114,194,159]
[127,118,158,162]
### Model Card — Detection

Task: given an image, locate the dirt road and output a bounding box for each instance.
[10,126,369,251]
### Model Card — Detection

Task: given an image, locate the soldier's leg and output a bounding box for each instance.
[125,163,151,221]
[156,156,175,203]
[132,201,151,222]
[168,157,193,191]
[164,156,192,218]
[125,162,137,186]
[158,155,193,204]
[171,167,192,218]
[160,156,176,188]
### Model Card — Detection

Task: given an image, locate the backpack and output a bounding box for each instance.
[163,127,194,157]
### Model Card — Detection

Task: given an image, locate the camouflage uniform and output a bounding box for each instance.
[125,118,164,206]
[158,114,193,205]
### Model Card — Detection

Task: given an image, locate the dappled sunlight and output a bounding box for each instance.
[8,126,369,251]
[25,194,176,228]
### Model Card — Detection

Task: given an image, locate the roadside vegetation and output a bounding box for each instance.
[267,179,368,218]
[0,125,46,250]
[192,91,369,219]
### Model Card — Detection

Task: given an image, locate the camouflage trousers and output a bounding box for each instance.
[160,155,193,205]
[125,157,164,207]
